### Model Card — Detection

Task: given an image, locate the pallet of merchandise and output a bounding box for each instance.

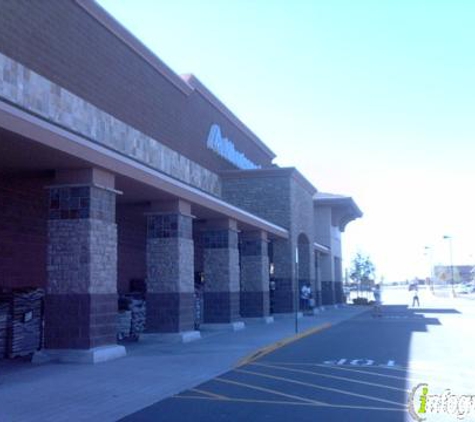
[8,288,44,358]
[118,294,146,340]
[117,310,132,340]
[128,296,146,336]
[0,302,9,359]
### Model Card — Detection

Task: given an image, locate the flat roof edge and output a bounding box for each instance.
[75,0,193,95]
[76,1,277,162]
[314,242,330,254]
[314,196,363,218]
[182,74,276,160]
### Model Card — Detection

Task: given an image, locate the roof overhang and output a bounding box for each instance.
[314,242,330,254]
[314,193,363,232]
[0,99,288,239]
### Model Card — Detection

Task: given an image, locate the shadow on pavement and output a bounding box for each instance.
[120,304,455,422]
[408,308,461,314]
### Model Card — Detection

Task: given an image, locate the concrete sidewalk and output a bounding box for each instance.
[0,306,367,422]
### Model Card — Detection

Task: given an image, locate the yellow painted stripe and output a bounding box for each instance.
[173,394,405,412]
[251,362,410,393]
[235,368,406,408]
[235,323,332,368]
[189,388,228,400]
[214,376,327,405]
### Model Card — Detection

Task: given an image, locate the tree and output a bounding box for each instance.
[349,253,376,298]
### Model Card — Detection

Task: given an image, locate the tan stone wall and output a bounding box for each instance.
[0,52,221,196]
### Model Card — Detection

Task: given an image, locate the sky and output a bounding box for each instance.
[98,0,475,282]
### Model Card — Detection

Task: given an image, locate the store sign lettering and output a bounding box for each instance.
[206,124,261,170]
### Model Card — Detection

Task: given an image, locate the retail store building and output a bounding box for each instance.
[0,0,362,362]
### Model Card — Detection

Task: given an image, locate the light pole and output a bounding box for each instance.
[294,246,299,334]
[443,235,455,297]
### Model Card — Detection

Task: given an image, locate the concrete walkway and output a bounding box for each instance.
[0,306,367,422]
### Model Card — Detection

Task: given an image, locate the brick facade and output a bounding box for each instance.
[202,227,240,323]
[321,281,335,306]
[0,0,273,175]
[222,169,316,314]
[117,205,147,294]
[291,178,317,304]
[0,173,51,289]
[146,213,195,332]
[45,184,119,350]
[240,232,270,318]
[315,253,323,307]
[334,281,344,304]
[0,1,361,358]
[44,293,117,349]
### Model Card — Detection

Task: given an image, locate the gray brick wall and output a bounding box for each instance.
[290,178,316,296]
[240,255,269,292]
[240,236,270,317]
[222,175,291,229]
[222,171,316,313]
[47,219,117,294]
[146,237,194,293]
[203,248,240,293]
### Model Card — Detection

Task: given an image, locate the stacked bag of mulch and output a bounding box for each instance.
[0,287,44,359]
[118,294,146,341]
[128,295,146,337]
[0,300,9,359]
[117,310,132,340]
[9,288,44,358]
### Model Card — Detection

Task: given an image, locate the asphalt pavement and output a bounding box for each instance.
[121,287,475,422]
[0,305,364,422]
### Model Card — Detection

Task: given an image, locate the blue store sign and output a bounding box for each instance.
[206,124,261,170]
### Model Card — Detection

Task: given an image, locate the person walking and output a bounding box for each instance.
[300,283,311,313]
[372,284,382,317]
[410,282,420,307]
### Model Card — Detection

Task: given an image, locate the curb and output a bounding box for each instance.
[235,322,332,368]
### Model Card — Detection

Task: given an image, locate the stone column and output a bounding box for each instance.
[315,252,323,308]
[320,253,335,305]
[145,200,197,338]
[271,239,295,313]
[334,257,344,304]
[43,168,125,363]
[201,219,243,329]
[240,231,271,321]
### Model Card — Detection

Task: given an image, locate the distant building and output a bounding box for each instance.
[434,265,474,283]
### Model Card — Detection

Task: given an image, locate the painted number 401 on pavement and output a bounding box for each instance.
[323,358,399,367]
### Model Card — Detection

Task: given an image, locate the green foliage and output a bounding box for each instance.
[349,253,376,292]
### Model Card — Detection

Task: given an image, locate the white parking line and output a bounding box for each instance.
[234,368,406,408]
[250,362,409,393]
